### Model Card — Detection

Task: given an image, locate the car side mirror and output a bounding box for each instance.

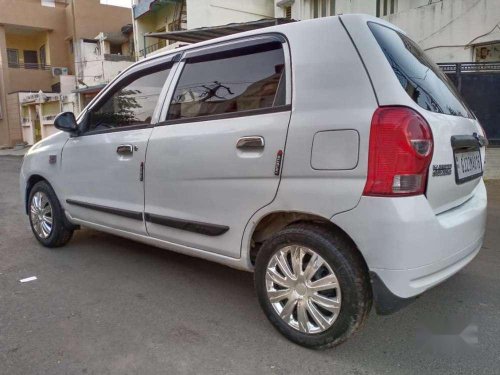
[54,112,79,135]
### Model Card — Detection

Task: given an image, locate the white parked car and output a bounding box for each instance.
[20,15,487,349]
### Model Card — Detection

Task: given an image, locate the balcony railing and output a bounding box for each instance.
[43,115,57,122]
[438,62,500,73]
[103,54,135,62]
[8,63,52,70]
[138,41,169,57]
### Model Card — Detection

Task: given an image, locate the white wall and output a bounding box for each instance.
[384,0,500,63]
[274,0,376,20]
[187,0,274,29]
[59,75,76,95]
[78,40,133,87]
[274,0,500,63]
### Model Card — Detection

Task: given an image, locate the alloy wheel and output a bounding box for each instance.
[265,245,341,334]
[30,191,53,239]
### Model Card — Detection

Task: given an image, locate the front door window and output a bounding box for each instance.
[85,66,171,133]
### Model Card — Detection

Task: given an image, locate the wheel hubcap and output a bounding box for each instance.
[30,192,53,239]
[265,245,341,334]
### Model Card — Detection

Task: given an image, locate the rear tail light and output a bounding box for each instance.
[363,107,433,196]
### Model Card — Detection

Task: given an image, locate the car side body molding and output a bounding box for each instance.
[144,213,229,236]
[66,199,143,221]
[65,199,229,236]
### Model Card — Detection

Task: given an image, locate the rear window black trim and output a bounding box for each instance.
[184,38,284,64]
[367,21,474,119]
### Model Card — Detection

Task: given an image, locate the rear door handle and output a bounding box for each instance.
[236,136,265,150]
[117,144,134,155]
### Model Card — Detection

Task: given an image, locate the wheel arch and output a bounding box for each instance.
[25,174,52,215]
[247,211,369,275]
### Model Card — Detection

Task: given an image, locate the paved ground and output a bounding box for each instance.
[1,156,499,375]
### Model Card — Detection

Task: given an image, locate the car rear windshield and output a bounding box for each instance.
[368,22,473,119]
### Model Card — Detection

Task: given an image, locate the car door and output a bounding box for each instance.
[144,35,292,258]
[60,57,176,235]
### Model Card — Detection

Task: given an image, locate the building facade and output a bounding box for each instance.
[0,0,133,147]
[132,0,275,58]
[275,0,500,63]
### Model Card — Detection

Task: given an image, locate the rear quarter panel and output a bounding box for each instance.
[241,16,378,263]
[342,14,486,213]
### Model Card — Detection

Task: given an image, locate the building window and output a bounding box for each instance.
[311,0,336,18]
[7,49,19,68]
[377,0,397,17]
[109,43,122,55]
[23,50,39,69]
[52,82,61,93]
[39,45,47,68]
[284,6,292,19]
[41,0,55,7]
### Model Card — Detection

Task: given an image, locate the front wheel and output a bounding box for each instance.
[254,223,372,349]
[28,181,73,247]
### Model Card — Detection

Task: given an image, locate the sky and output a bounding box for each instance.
[100,0,131,8]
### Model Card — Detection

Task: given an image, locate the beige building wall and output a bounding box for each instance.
[0,26,11,146]
[66,0,132,40]
[0,0,70,146]
[6,93,22,145]
[0,0,133,147]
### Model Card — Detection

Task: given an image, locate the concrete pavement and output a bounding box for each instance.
[1,156,499,375]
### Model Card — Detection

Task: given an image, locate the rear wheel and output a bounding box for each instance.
[29,181,73,247]
[254,223,371,349]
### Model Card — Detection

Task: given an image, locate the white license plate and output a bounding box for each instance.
[454,149,483,184]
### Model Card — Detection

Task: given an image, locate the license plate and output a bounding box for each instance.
[454,149,483,184]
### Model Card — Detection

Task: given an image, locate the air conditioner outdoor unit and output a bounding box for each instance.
[51,67,68,77]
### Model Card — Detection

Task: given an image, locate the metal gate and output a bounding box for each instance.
[439,62,500,145]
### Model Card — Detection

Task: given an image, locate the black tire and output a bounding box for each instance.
[254,223,372,349]
[28,181,73,247]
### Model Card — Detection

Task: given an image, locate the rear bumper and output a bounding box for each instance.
[333,179,487,309]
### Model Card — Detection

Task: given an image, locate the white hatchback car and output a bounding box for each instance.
[20,15,487,348]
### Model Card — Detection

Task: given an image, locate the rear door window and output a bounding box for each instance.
[369,22,473,119]
[167,40,286,121]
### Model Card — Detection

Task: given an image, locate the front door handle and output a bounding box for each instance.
[117,144,134,155]
[236,136,265,150]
